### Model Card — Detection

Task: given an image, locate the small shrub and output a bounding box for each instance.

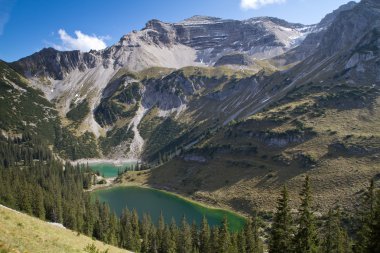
[84,243,109,253]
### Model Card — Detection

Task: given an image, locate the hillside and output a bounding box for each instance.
[123,85,380,213]
[118,0,380,213]
[0,205,130,253]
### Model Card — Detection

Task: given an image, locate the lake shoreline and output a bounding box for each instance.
[70,158,140,165]
[90,175,248,221]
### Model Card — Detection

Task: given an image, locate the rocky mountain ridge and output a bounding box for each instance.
[4,0,379,162]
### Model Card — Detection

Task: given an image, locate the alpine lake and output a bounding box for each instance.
[88,161,135,178]
[89,162,246,230]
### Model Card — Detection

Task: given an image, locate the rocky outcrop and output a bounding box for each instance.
[274,1,357,65]
[329,142,380,157]
[214,53,255,67]
[183,154,207,163]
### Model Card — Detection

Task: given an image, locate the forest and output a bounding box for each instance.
[0,133,379,253]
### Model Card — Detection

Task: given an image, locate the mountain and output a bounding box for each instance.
[273,1,357,65]
[121,0,380,213]
[9,14,313,160]
[0,60,98,160]
[1,0,379,213]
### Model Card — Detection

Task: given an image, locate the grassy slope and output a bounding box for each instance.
[0,205,130,253]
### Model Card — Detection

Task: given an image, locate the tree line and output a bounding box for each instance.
[0,133,379,253]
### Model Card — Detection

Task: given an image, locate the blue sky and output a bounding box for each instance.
[0,0,356,62]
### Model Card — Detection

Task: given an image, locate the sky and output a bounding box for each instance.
[0,0,356,62]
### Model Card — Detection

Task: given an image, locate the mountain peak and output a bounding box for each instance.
[179,15,227,25]
[246,16,305,28]
[318,1,357,28]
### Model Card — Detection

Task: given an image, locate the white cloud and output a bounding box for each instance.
[0,12,9,35]
[240,0,286,9]
[54,29,108,51]
[0,0,15,36]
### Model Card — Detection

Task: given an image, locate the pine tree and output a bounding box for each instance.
[120,208,133,250]
[178,216,192,253]
[354,180,376,253]
[191,221,199,252]
[367,188,380,253]
[323,208,348,253]
[269,185,293,253]
[199,216,210,253]
[245,218,256,253]
[294,176,319,253]
[218,216,231,253]
[169,218,179,245]
[162,224,176,253]
[210,227,220,252]
[126,209,141,251]
[157,212,165,252]
[252,215,263,253]
[237,230,247,253]
[32,185,45,220]
[140,213,153,253]
[107,212,119,246]
[230,232,239,253]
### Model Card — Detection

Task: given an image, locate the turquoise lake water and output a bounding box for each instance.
[92,186,246,231]
[88,162,136,178]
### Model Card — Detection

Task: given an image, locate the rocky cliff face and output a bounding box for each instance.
[274,1,357,65]
[13,15,312,79]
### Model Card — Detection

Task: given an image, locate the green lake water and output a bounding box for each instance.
[92,186,246,231]
[88,162,136,178]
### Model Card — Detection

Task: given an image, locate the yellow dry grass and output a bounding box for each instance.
[0,205,131,253]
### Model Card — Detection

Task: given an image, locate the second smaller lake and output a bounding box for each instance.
[88,162,136,178]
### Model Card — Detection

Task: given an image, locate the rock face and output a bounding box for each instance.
[275,1,357,65]
[174,16,310,63]
[13,15,312,79]
[214,53,255,67]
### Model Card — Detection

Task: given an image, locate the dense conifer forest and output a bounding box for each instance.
[0,134,379,253]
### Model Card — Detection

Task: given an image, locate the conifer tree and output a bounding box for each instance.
[107,212,119,246]
[157,212,165,252]
[210,227,220,251]
[368,190,380,253]
[218,216,231,253]
[323,209,348,253]
[252,215,264,253]
[178,216,192,253]
[354,180,376,253]
[131,209,141,251]
[269,185,293,253]
[169,217,179,245]
[294,176,319,253]
[237,230,247,253]
[120,208,133,249]
[199,216,210,253]
[231,232,241,253]
[140,213,153,253]
[32,185,45,220]
[191,220,199,252]
[245,218,256,253]
[162,224,176,253]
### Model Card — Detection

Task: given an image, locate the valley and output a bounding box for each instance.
[1,0,380,252]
